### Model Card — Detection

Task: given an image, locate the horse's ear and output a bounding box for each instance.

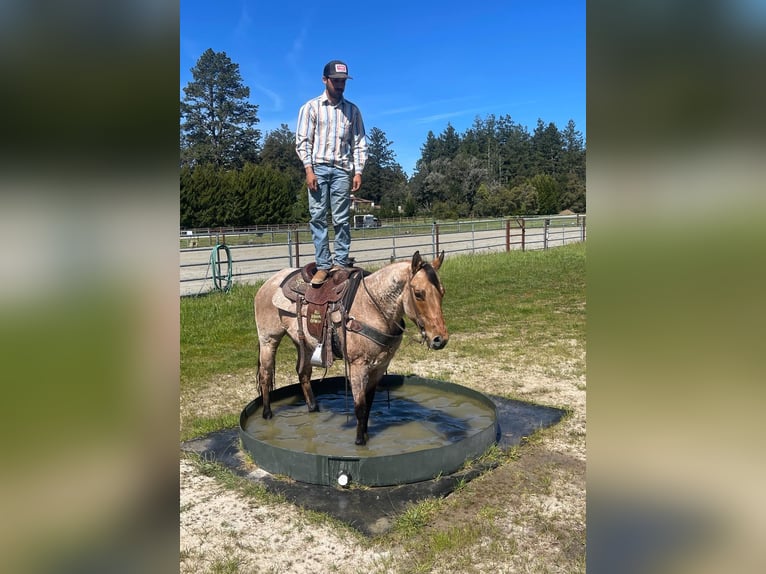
[432,250,445,271]
[411,251,423,273]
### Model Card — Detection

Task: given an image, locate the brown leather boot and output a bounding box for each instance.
[310,268,329,286]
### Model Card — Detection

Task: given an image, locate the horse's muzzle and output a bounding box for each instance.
[429,335,448,350]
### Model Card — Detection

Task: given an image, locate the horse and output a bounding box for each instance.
[253,250,448,445]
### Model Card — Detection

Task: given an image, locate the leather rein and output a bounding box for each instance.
[354,265,431,347]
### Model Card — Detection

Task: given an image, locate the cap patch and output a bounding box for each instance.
[334,63,347,74]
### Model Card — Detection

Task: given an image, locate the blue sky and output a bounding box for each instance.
[180,0,585,177]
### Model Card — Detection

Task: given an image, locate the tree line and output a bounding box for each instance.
[180,49,585,229]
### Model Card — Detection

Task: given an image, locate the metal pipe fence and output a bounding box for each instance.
[180,214,586,296]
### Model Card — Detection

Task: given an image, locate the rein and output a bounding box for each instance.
[358,266,428,346]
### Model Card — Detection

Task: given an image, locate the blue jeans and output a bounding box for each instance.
[308,164,352,270]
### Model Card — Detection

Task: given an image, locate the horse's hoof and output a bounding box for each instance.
[355,437,366,446]
[307,403,319,413]
[262,409,273,420]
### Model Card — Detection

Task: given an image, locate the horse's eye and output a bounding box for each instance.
[414,289,425,301]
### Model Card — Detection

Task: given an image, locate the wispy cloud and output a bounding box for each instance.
[252,83,283,113]
[376,104,425,116]
[412,100,540,125]
[287,25,307,61]
[377,97,477,120]
[286,20,311,82]
[415,109,481,124]
[234,3,253,40]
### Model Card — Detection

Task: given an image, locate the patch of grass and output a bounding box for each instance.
[182,413,240,442]
[390,242,586,374]
[395,513,498,573]
[208,555,243,574]
[474,442,506,466]
[181,284,263,389]
[392,498,443,538]
[477,504,500,521]
[453,476,469,493]
[431,523,481,553]
[443,243,584,329]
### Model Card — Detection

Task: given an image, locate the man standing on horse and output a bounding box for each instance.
[295,60,368,286]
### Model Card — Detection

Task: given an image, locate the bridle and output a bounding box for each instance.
[360,264,438,346]
[406,274,429,343]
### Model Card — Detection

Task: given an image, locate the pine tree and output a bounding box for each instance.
[360,127,406,206]
[180,49,261,169]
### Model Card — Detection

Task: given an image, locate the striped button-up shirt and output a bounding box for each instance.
[295,92,368,174]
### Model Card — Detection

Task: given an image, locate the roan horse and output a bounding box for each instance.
[254,251,448,445]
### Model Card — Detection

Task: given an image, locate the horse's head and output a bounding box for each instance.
[405,250,449,350]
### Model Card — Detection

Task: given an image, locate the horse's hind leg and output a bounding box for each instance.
[257,335,280,419]
[295,345,318,412]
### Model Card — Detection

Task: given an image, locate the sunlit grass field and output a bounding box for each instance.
[181,241,585,405]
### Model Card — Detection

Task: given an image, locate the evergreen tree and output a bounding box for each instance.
[260,123,306,222]
[402,193,417,217]
[360,127,407,206]
[509,181,539,215]
[418,131,439,167]
[461,115,499,181]
[180,166,196,228]
[180,49,261,169]
[435,123,461,160]
[238,163,293,225]
[496,115,533,186]
[560,172,587,213]
[561,119,586,180]
[404,114,584,218]
[260,124,303,177]
[530,119,563,176]
[529,173,561,215]
[474,180,516,216]
[193,164,228,227]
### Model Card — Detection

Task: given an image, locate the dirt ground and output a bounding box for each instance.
[180,336,586,573]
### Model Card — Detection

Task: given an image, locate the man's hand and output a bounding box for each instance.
[305,167,318,191]
[351,173,362,192]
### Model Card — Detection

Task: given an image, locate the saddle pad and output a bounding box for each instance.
[271,289,296,313]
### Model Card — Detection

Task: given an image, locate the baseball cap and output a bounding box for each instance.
[323,60,352,79]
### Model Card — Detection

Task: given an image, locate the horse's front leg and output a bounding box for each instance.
[353,397,368,446]
[361,383,377,439]
[352,371,376,446]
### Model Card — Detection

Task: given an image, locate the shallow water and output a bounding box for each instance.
[244,385,496,457]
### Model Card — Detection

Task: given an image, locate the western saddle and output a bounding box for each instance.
[279,263,404,371]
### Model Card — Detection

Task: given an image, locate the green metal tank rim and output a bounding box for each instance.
[239,374,498,487]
